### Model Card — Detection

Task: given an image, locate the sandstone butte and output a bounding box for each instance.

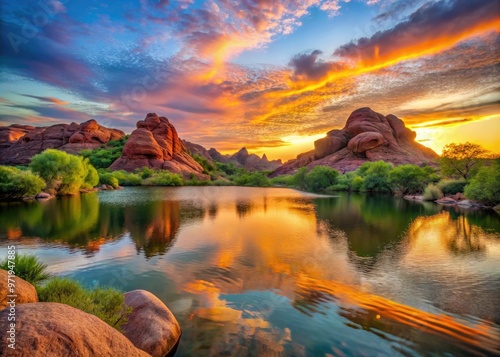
[109,113,208,179]
[0,119,125,165]
[271,107,438,176]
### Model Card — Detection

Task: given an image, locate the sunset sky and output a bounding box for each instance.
[1,0,499,160]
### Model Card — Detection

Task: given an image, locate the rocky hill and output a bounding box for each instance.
[183,141,282,171]
[109,113,207,178]
[0,120,125,165]
[272,107,438,176]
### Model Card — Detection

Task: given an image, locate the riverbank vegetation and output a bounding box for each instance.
[0,254,129,331]
[0,141,498,206]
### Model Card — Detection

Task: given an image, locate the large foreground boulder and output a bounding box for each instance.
[0,120,125,165]
[110,113,207,179]
[0,269,38,309]
[272,107,438,176]
[0,302,149,356]
[123,289,182,357]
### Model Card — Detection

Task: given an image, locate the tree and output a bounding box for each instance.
[293,167,308,190]
[30,149,98,195]
[464,159,500,206]
[389,164,439,194]
[356,161,394,193]
[304,166,339,192]
[440,142,490,180]
[0,166,46,199]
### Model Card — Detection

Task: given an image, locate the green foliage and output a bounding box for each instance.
[423,184,444,201]
[232,171,270,186]
[82,160,99,189]
[99,172,119,188]
[439,142,489,180]
[135,167,155,179]
[356,161,394,193]
[0,254,49,284]
[111,170,142,186]
[192,154,216,174]
[37,278,130,331]
[0,166,46,199]
[303,166,339,192]
[437,179,467,195]
[216,162,243,176]
[270,174,295,186]
[389,164,439,194]
[293,167,308,190]
[464,160,500,206]
[144,171,183,186]
[30,149,98,195]
[80,136,128,169]
[351,176,364,191]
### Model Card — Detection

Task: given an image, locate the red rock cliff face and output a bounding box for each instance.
[272,107,438,176]
[0,120,125,165]
[109,113,206,178]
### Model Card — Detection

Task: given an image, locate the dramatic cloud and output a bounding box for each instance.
[0,0,499,159]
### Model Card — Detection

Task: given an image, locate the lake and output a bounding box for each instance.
[1,187,499,356]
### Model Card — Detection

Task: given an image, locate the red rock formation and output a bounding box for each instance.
[272,107,438,176]
[109,113,207,178]
[0,120,125,165]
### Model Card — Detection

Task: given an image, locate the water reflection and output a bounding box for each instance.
[1,187,499,356]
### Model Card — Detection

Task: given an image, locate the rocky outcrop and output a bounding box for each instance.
[123,290,182,357]
[0,269,38,309]
[272,107,438,176]
[110,113,207,178]
[184,141,282,171]
[0,302,150,356]
[0,120,125,165]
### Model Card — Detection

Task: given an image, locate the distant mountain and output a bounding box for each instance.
[272,107,438,176]
[0,120,125,165]
[183,141,282,171]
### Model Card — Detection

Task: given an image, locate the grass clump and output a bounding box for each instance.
[0,253,50,284]
[37,277,131,331]
[423,184,444,201]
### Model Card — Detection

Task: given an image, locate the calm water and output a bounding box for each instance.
[1,187,499,356]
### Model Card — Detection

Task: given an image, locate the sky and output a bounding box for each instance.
[0,0,499,160]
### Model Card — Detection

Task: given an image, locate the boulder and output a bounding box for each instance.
[450,192,466,201]
[0,120,125,165]
[271,107,438,176]
[436,197,457,205]
[404,195,424,201]
[0,269,38,309]
[35,192,53,200]
[0,302,149,356]
[457,200,473,207]
[110,113,208,179]
[123,289,181,357]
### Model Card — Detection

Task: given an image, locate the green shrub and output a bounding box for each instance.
[303,166,339,192]
[464,160,500,206]
[0,166,46,199]
[423,184,444,201]
[357,161,393,193]
[135,167,155,179]
[292,167,308,189]
[80,136,128,169]
[82,160,99,189]
[37,278,130,331]
[30,149,98,195]
[232,171,270,187]
[351,176,364,191]
[216,162,242,176]
[270,175,294,186]
[0,254,49,284]
[99,172,119,188]
[192,154,216,174]
[112,170,142,186]
[437,179,467,195]
[144,171,183,186]
[389,164,439,194]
